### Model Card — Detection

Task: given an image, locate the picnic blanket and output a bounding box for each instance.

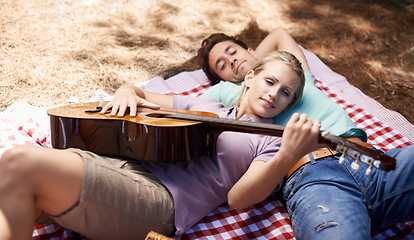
[0,47,413,239]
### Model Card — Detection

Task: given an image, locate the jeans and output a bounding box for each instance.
[283,145,414,240]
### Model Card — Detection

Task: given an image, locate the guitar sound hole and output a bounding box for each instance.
[140,112,173,119]
[146,113,166,118]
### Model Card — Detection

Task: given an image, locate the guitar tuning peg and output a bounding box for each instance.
[351,153,361,170]
[339,151,346,164]
[365,165,372,175]
[337,146,346,164]
[365,159,374,175]
[351,161,360,170]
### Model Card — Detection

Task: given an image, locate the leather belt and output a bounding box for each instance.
[286,137,374,178]
[286,148,337,178]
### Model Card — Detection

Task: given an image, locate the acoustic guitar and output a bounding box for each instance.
[47,102,396,173]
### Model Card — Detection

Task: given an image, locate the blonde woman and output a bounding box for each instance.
[0,51,316,240]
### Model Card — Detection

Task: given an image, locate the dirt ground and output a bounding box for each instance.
[1,0,413,123]
[286,0,414,124]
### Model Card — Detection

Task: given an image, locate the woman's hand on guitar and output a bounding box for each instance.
[100,86,160,117]
[280,113,323,162]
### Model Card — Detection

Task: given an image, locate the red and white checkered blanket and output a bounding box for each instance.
[1,47,413,239]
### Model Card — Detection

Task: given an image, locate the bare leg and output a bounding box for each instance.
[0,145,84,240]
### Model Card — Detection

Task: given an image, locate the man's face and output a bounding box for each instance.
[208,41,258,84]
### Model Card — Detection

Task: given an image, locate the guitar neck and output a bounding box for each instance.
[168,112,285,137]
[167,112,396,172]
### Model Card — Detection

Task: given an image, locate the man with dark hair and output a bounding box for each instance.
[197,33,249,85]
[196,28,309,85]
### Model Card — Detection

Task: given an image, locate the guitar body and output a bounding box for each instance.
[48,102,218,162]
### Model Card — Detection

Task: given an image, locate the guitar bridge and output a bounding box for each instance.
[85,106,103,113]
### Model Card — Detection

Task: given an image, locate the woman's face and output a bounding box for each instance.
[242,60,300,119]
[208,41,258,84]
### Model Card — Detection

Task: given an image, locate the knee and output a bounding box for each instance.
[387,145,414,158]
[0,145,41,177]
[388,146,414,169]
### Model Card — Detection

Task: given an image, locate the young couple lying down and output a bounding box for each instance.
[1,28,413,240]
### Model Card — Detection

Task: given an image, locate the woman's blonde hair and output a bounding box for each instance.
[236,50,305,107]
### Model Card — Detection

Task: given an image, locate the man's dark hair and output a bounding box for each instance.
[197,33,248,85]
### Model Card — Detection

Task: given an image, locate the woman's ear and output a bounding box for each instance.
[244,70,254,87]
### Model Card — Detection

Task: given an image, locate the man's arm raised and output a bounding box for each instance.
[255,28,310,72]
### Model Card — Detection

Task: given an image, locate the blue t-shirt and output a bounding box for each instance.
[201,71,367,141]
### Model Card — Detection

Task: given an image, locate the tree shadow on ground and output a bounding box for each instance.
[285,0,414,123]
[160,0,414,123]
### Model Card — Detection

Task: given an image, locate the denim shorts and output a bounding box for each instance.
[36,148,175,240]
